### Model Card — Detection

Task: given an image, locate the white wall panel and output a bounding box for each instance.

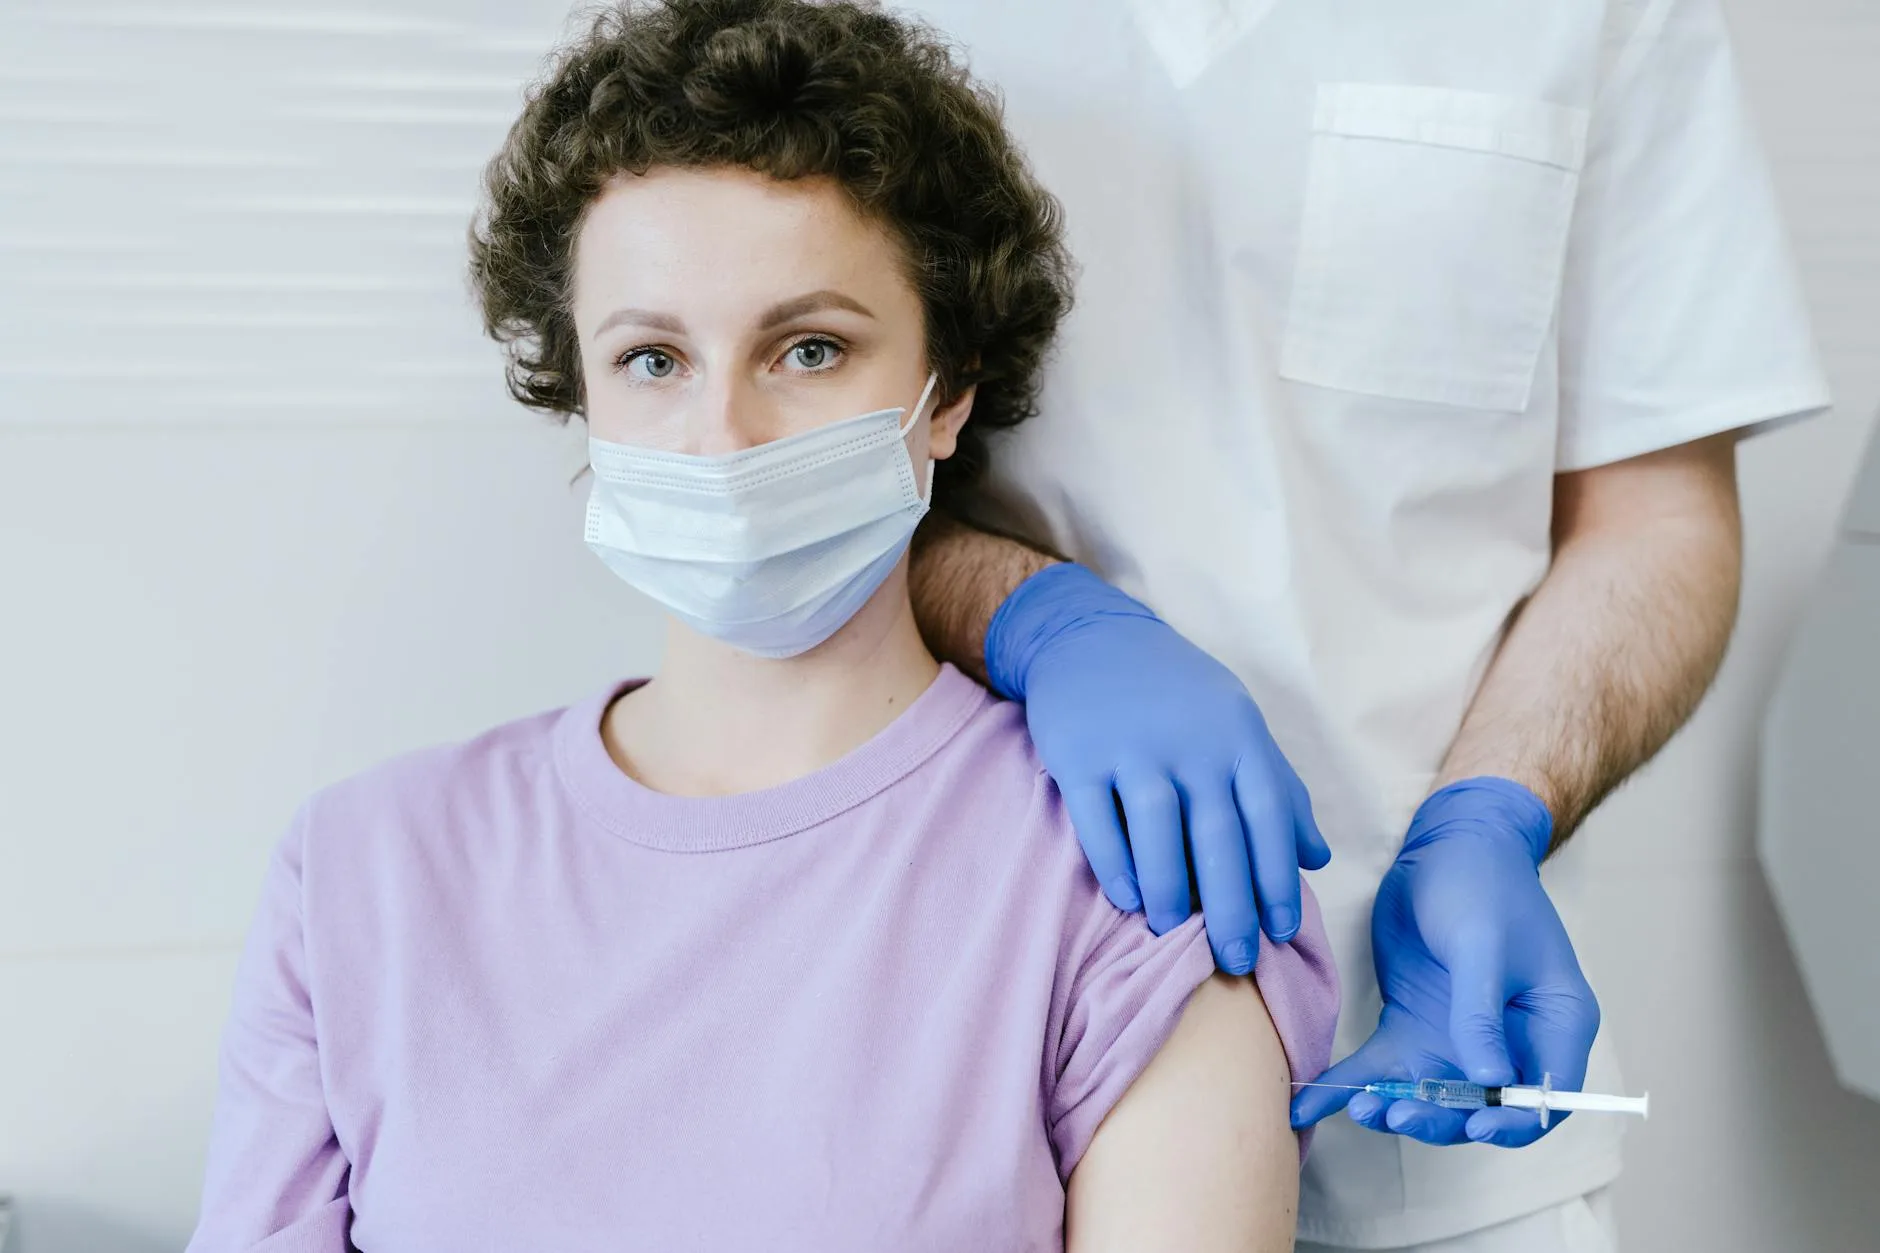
[0,423,662,958]
[0,948,238,1253]
[0,0,579,425]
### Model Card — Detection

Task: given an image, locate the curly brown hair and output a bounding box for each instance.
[467,0,1074,502]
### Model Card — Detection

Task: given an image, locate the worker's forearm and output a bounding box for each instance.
[908,511,1059,685]
[1437,445,1743,848]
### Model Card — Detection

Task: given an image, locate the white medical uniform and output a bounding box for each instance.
[904,0,1830,1248]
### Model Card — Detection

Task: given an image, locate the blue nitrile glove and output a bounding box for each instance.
[985,563,1331,975]
[1289,777,1600,1148]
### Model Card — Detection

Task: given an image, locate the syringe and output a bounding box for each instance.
[1293,1074,1649,1129]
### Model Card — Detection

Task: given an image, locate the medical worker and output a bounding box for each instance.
[899,0,1830,1249]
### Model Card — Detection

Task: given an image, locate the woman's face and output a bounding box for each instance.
[572,166,971,462]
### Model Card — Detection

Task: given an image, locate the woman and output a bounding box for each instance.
[187,1,1338,1249]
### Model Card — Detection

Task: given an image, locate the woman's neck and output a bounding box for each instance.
[602,569,943,796]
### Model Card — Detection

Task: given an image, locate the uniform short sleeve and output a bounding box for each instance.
[187,803,355,1253]
[1555,0,1830,471]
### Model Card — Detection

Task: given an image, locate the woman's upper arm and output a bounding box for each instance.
[1064,972,1298,1253]
[187,809,353,1253]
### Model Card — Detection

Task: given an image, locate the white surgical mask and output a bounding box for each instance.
[584,374,939,658]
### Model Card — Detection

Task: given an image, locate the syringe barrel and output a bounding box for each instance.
[1417,1078,1489,1109]
[1362,1079,1490,1109]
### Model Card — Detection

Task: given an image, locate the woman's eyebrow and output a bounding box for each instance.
[595,307,684,336]
[592,291,875,338]
[757,290,876,329]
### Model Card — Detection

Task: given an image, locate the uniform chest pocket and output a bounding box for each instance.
[1280,84,1591,413]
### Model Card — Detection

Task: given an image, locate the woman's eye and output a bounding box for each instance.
[787,339,841,370]
[617,348,678,380]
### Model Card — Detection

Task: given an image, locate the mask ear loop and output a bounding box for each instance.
[899,372,941,502]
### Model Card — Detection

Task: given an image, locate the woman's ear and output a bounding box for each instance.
[928,382,977,461]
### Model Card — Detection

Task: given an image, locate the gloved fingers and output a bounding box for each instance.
[1059,781,1142,913]
[1345,1086,1472,1145]
[1505,983,1601,1092]
[1470,986,1599,1147]
[1305,1021,1475,1144]
[1185,786,1260,975]
[1380,1099,1472,1146]
[1113,771,1190,935]
[1234,753,1302,943]
[1464,1105,1558,1148]
[1345,1090,1390,1130]
[1282,757,1332,871]
[1444,940,1517,1088]
[1289,1031,1403,1129]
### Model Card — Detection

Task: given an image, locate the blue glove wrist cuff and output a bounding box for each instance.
[1401,776,1555,867]
[983,563,1158,701]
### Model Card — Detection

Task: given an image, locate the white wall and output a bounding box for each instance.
[0,1,1875,1250]
[1559,1,1880,1247]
